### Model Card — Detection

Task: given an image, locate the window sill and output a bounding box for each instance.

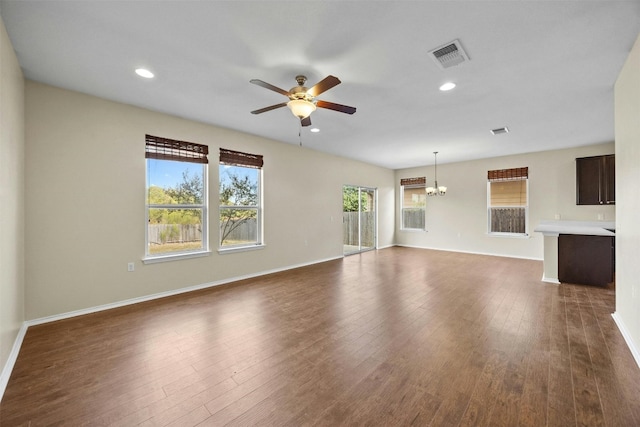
[400,228,427,233]
[218,244,266,255]
[142,250,211,264]
[487,233,530,239]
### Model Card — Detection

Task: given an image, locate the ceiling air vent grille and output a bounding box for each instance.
[428,39,470,70]
[491,127,510,135]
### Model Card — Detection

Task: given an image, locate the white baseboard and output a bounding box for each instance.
[541,274,561,284]
[394,244,543,262]
[611,312,640,369]
[376,244,395,250]
[0,322,28,402]
[26,255,343,327]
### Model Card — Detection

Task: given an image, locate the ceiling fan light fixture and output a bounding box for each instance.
[251,75,355,122]
[287,99,316,119]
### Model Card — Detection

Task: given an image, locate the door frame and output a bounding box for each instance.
[342,185,377,255]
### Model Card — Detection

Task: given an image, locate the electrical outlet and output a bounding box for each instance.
[597,213,604,220]
[127,262,135,272]
[554,213,561,220]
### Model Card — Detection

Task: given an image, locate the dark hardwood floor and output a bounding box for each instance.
[1,247,639,426]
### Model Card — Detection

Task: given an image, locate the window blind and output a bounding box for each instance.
[145,134,208,164]
[400,177,426,186]
[219,148,263,168]
[490,180,527,206]
[487,167,528,181]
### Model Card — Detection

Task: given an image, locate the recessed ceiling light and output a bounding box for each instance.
[439,82,456,91]
[310,128,320,133]
[135,68,154,79]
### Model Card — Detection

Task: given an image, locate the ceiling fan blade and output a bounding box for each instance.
[250,79,291,96]
[301,116,312,127]
[316,100,356,115]
[251,102,288,115]
[307,75,341,97]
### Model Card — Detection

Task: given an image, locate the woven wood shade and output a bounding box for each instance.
[487,167,528,181]
[403,186,426,207]
[219,148,264,169]
[145,134,208,164]
[400,177,426,186]
[490,180,527,206]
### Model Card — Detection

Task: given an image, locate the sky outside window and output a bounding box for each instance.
[148,159,198,189]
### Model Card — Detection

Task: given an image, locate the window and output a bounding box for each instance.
[219,148,263,249]
[400,177,426,230]
[487,167,528,235]
[145,134,208,258]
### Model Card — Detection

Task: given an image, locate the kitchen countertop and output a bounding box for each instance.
[534,220,615,237]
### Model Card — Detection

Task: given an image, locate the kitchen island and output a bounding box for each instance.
[534,220,615,285]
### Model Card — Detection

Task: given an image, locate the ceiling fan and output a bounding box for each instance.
[250,75,356,127]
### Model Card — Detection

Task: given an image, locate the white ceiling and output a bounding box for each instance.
[2,1,639,170]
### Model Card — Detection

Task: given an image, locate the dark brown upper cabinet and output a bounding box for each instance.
[576,154,615,205]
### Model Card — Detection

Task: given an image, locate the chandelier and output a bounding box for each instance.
[426,151,447,196]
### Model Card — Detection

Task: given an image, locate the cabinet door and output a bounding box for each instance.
[558,234,614,286]
[576,156,602,205]
[604,155,615,204]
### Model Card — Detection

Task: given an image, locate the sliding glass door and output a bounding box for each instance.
[343,185,376,255]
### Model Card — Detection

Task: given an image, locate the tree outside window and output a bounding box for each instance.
[219,148,263,249]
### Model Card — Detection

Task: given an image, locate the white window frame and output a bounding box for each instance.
[219,167,263,250]
[218,148,264,252]
[143,135,209,263]
[487,178,529,237]
[400,182,426,231]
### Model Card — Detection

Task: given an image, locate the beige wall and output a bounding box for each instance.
[24,81,395,320]
[0,17,25,386]
[395,143,616,260]
[614,32,640,363]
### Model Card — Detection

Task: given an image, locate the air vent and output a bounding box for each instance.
[428,39,470,70]
[490,127,509,135]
